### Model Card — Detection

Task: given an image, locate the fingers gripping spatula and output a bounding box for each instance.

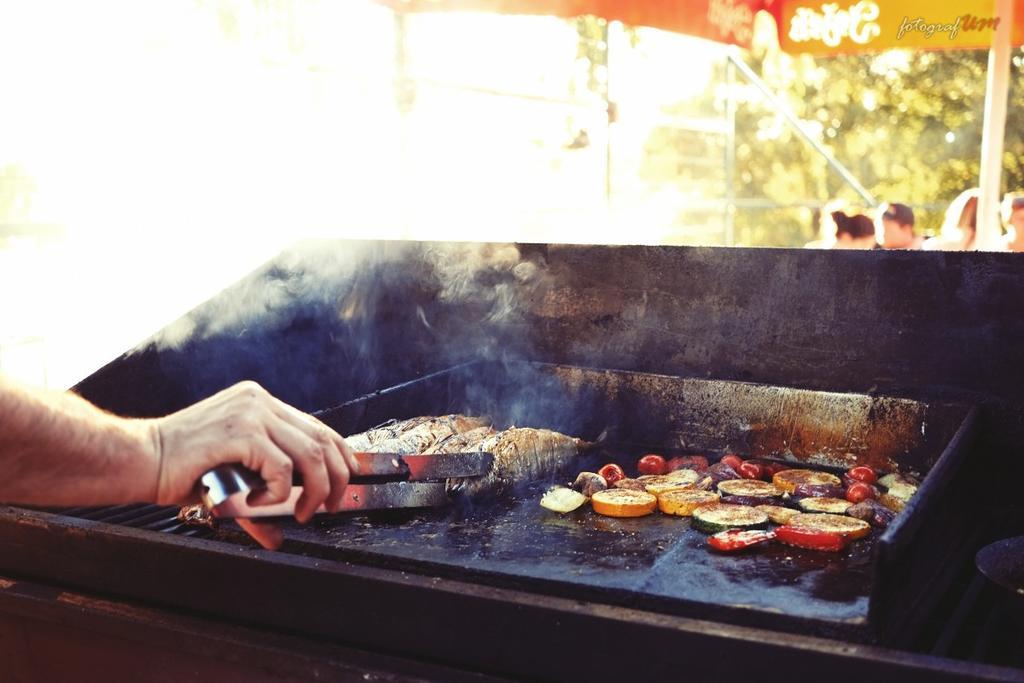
[199,451,493,518]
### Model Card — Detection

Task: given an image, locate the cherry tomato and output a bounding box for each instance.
[847,466,877,484]
[666,455,709,472]
[721,454,744,471]
[845,482,876,503]
[637,454,668,475]
[598,463,626,486]
[738,461,765,480]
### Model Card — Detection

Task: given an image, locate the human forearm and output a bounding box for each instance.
[0,377,159,506]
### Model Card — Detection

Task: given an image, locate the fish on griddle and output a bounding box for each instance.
[343,416,436,452]
[445,427,583,497]
[422,425,496,455]
[351,414,491,455]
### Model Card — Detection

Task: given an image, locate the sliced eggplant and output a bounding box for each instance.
[720,495,779,507]
[772,469,842,494]
[717,479,782,498]
[755,504,799,525]
[790,483,845,499]
[846,499,897,528]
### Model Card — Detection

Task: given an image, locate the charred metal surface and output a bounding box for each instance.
[42,240,1024,677]
[0,510,1022,682]
[312,361,972,642]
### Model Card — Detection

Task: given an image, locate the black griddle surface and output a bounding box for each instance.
[270,473,875,639]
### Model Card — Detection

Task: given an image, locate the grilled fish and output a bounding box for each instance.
[447,427,583,497]
[343,416,435,452]
[422,425,496,455]
[354,414,491,455]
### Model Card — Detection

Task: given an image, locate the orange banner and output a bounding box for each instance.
[384,0,1024,53]
[774,0,1024,54]
[379,0,765,49]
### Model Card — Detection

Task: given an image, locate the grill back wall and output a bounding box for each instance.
[76,240,1024,450]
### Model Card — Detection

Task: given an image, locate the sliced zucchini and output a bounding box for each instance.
[797,497,853,514]
[540,486,588,513]
[787,512,871,539]
[886,481,918,503]
[717,479,782,498]
[755,504,799,525]
[691,503,769,534]
[658,489,720,517]
[772,469,842,493]
[642,469,700,495]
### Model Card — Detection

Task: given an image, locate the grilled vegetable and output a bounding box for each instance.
[748,460,790,477]
[657,489,720,516]
[884,481,918,503]
[775,525,848,552]
[591,489,658,518]
[613,477,647,491]
[847,499,897,528]
[666,455,709,472]
[755,504,799,525]
[787,512,871,540]
[846,466,877,484]
[540,486,588,513]
[706,462,741,486]
[878,472,920,489]
[717,480,781,498]
[844,482,877,504]
[571,472,608,498]
[790,483,845,499]
[879,493,906,513]
[720,454,744,471]
[737,461,766,480]
[598,463,627,486]
[641,469,700,495]
[708,529,776,552]
[691,504,769,534]
[797,497,853,514]
[772,469,842,494]
[720,495,779,507]
[637,454,668,475]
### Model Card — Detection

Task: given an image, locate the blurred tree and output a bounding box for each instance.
[641,38,1024,246]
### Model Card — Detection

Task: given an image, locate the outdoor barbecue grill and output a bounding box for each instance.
[1,240,1023,681]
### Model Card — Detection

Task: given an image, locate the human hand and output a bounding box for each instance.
[150,381,358,550]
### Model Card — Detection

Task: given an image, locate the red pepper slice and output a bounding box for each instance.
[775,525,848,552]
[708,529,776,552]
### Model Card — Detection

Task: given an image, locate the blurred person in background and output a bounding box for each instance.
[804,198,847,249]
[924,188,979,251]
[1001,193,1024,252]
[879,202,925,249]
[831,210,879,249]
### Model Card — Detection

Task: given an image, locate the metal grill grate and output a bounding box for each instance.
[49,504,215,538]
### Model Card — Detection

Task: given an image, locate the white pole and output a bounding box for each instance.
[976,0,1014,250]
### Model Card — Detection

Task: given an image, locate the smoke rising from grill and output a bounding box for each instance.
[131,239,555,413]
